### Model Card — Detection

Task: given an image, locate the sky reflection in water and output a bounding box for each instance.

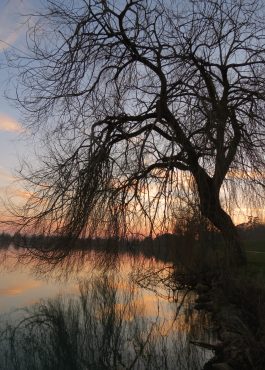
[0,246,213,369]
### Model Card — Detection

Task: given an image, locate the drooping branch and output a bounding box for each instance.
[5,0,265,265]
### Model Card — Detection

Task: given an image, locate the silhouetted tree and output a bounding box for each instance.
[9,0,265,266]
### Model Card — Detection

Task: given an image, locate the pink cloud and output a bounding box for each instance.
[0,280,42,297]
[0,114,24,133]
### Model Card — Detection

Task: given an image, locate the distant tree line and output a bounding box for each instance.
[0,220,263,264]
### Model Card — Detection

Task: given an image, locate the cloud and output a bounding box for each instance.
[0,114,24,133]
[227,169,265,181]
[0,0,29,52]
[0,280,42,297]
[0,31,18,52]
[0,167,15,182]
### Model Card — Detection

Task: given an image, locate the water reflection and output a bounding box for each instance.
[0,247,214,369]
[0,273,211,370]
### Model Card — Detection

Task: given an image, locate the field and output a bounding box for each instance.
[244,240,265,273]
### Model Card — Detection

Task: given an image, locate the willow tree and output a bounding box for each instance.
[11,0,265,265]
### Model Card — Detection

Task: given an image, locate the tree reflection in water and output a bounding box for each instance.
[0,270,212,370]
[0,246,214,369]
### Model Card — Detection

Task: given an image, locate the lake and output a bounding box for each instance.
[0,246,214,369]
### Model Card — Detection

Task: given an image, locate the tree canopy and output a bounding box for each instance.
[9,0,265,264]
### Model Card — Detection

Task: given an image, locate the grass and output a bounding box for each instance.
[244,240,265,253]
[172,237,265,369]
[243,240,265,274]
[246,250,265,266]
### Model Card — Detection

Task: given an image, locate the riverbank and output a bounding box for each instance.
[189,271,265,370]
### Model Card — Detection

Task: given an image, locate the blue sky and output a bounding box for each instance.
[0,0,40,211]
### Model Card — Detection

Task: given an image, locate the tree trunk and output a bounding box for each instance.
[194,172,247,268]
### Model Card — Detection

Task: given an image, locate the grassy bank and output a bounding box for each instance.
[180,239,265,370]
[244,240,265,272]
[201,271,265,370]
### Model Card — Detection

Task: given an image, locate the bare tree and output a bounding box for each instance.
[9,0,265,266]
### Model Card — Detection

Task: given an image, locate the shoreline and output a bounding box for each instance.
[189,273,265,370]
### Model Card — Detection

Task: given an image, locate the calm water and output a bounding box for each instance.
[0,246,214,369]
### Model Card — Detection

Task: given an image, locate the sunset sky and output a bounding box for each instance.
[0,0,264,227]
